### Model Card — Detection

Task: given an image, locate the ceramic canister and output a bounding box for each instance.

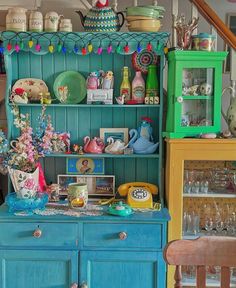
[44,11,62,32]
[29,11,43,32]
[6,7,27,32]
[192,33,216,51]
[68,183,88,208]
[59,19,72,32]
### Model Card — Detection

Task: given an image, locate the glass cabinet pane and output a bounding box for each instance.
[182,68,214,96]
[182,160,236,287]
[181,99,213,127]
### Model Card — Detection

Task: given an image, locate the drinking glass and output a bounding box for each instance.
[215,220,224,235]
[205,217,214,235]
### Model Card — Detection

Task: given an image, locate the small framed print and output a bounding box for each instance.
[57,175,78,198]
[66,157,104,175]
[57,174,115,198]
[100,128,129,144]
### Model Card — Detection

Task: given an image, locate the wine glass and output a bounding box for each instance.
[215,220,224,236]
[205,217,214,235]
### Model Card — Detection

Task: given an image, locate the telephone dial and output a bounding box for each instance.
[118,182,158,208]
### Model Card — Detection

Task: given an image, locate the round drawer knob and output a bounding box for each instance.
[177,96,183,103]
[33,228,42,238]
[119,232,127,240]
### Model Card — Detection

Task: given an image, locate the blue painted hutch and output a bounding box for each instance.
[0,31,170,288]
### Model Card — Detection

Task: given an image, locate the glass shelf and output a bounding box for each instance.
[183,193,236,198]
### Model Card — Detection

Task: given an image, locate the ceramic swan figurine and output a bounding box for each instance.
[128,129,159,154]
[83,136,105,154]
[105,137,128,154]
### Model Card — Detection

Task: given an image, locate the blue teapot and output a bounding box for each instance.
[76,0,124,32]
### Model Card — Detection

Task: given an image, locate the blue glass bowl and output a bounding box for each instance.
[6,193,48,213]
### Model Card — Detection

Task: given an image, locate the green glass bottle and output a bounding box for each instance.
[145,65,159,104]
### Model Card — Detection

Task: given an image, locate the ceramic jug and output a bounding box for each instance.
[29,11,43,32]
[59,19,72,32]
[222,82,236,136]
[6,7,27,32]
[44,11,63,32]
[76,0,124,32]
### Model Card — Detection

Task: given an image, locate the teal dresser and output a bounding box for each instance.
[0,205,170,288]
[0,31,170,287]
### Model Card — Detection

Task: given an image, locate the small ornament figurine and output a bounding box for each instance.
[102,71,114,89]
[138,117,153,141]
[10,88,28,104]
[86,71,100,89]
[73,144,79,153]
[115,94,126,105]
[78,146,84,154]
[96,0,109,8]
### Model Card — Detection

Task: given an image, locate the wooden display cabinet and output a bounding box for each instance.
[164,51,227,138]
[165,138,236,288]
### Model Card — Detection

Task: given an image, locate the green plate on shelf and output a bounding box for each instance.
[53,71,86,104]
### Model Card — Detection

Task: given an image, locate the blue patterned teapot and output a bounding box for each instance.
[76,0,124,32]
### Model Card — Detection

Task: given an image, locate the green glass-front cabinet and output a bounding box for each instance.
[164,51,227,138]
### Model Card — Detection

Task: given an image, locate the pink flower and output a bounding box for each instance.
[24,178,35,190]
[15,88,25,96]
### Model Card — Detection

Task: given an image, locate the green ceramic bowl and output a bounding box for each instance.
[126,6,162,19]
[53,71,86,104]
[141,5,165,12]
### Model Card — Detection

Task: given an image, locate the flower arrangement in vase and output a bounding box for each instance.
[1,104,54,199]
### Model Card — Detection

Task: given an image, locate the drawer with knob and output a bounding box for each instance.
[0,222,78,248]
[82,222,162,250]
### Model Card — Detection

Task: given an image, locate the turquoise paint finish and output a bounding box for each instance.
[0,205,170,288]
[83,222,162,249]
[0,222,78,248]
[80,251,166,288]
[0,250,78,288]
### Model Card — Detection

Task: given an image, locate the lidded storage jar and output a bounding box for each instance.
[6,7,27,32]
[192,33,216,51]
[29,11,43,32]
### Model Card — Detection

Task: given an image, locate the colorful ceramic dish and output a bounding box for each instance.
[53,71,86,104]
[12,78,48,102]
[132,49,158,73]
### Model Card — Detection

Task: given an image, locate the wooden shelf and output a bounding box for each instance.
[45,153,160,159]
[183,193,236,198]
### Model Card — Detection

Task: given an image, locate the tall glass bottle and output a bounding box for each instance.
[120,66,131,103]
[145,65,159,104]
[132,71,145,104]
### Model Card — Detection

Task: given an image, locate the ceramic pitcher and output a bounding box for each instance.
[44,11,63,32]
[6,7,27,32]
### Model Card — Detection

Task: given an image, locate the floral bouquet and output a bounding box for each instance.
[1,104,54,199]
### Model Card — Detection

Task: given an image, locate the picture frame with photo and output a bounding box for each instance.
[57,174,115,199]
[100,128,129,145]
[66,157,104,175]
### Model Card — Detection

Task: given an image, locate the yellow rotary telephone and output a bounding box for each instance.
[118,182,158,208]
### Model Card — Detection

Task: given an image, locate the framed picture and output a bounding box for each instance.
[100,128,129,144]
[66,157,104,175]
[57,174,115,198]
[224,13,236,73]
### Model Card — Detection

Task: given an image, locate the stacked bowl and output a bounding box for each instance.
[126,5,165,32]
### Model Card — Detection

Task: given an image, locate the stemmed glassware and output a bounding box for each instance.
[205,217,214,235]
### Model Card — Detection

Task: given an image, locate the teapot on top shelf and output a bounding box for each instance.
[76,0,124,32]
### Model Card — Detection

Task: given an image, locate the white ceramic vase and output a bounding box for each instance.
[8,167,39,199]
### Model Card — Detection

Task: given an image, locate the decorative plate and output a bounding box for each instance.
[53,71,86,104]
[132,49,158,74]
[12,78,49,102]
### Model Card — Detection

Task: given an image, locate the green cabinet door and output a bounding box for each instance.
[0,250,78,288]
[164,51,227,138]
[80,251,166,288]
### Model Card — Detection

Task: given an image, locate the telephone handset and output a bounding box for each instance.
[118,182,158,208]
